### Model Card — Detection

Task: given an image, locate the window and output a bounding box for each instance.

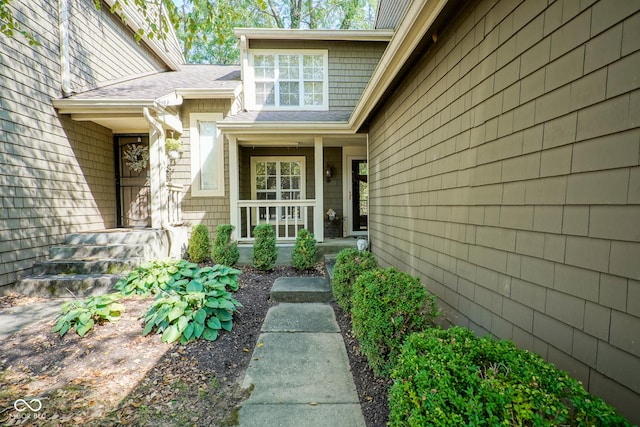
[251,157,305,221]
[249,50,328,110]
[190,113,224,197]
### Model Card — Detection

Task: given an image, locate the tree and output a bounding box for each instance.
[2,0,377,64]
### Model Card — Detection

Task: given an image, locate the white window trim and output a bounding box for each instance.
[247,49,329,111]
[250,156,306,225]
[190,113,225,197]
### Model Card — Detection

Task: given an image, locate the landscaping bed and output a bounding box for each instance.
[0,265,388,426]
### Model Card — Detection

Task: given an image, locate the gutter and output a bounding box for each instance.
[59,0,73,96]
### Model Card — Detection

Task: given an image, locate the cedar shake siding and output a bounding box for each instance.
[367,0,640,422]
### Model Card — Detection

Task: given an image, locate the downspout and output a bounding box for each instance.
[59,0,73,96]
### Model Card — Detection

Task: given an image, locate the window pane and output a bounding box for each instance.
[198,121,218,191]
[254,55,275,79]
[279,82,299,106]
[291,176,300,189]
[256,82,275,105]
[281,176,291,189]
[303,55,324,80]
[291,162,301,176]
[304,81,323,106]
[280,162,290,175]
[267,177,276,190]
[266,162,276,175]
[279,55,299,79]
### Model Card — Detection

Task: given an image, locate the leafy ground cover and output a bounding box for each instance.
[0,265,389,426]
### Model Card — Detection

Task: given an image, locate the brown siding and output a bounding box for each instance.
[367,0,640,422]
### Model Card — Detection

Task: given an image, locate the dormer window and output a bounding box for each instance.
[248,50,328,110]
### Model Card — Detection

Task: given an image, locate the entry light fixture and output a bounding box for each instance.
[325,164,332,183]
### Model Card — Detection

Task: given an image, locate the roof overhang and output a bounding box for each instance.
[52,98,183,134]
[218,121,352,135]
[234,28,394,42]
[176,85,242,99]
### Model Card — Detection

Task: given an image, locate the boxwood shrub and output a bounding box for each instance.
[291,229,317,271]
[389,327,632,427]
[252,224,277,271]
[188,224,210,263]
[351,267,438,377]
[331,248,378,312]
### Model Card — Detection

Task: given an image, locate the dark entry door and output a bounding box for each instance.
[115,135,150,228]
[351,159,368,232]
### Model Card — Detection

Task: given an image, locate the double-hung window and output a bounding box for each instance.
[190,113,224,197]
[251,157,305,222]
[250,50,328,110]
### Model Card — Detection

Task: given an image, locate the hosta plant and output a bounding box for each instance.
[115,259,182,295]
[143,265,242,344]
[53,293,124,337]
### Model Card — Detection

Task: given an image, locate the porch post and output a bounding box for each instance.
[228,135,240,241]
[144,108,167,229]
[314,136,324,243]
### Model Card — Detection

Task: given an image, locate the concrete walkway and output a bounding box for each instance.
[238,278,365,427]
[0,299,65,340]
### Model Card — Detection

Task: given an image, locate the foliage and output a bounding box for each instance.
[389,327,632,427]
[115,259,195,295]
[351,267,438,377]
[212,224,240,267]
[252,224,277,271]
[142,264,242,344]
[291,229,317,271]
[331,248,378,312]
[188,224,211,263]
[1,0,39,45]
[164,137,183,153]
[53,294,124,337]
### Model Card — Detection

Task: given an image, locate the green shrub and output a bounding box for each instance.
[188,224,210,263]
[53,294,124,337]
[351,267,438,377]
[389,327,632,427]
[291,229,317,270]
[143,264,242,344]
[212,224,240,267]
[331,248,378,312]
[252,224,277,271]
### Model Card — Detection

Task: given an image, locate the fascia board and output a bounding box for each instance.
[350,0,449,130]
[218,122,352,135]
[52,98,157,114]
[175,86,242,99]
[234,28,394,42]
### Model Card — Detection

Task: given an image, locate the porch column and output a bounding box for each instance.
[144,108,167,229]
[314,136,324,242]
[228,135,240,241]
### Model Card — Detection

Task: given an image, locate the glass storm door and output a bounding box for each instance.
[351,159,368,233]
[116,135,150,228]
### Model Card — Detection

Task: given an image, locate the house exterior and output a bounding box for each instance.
[1,0,639,422]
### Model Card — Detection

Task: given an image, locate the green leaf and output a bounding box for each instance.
[59,322,70,337]
[142,320,155,336]
[76,318,94,337]
[217,310,233,322]
[183,322,195,340]
[207,317,221,330]
[193,321,204,338]
[177,315,189,332]
[220,320,233,332]
[161,324,181,343]
[167,306,184,322]
[202,327,218,341]
[186,280,204,293]
[205,298,219,308]
[194,308,207,324]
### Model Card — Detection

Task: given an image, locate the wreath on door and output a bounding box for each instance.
[123,144,149,173]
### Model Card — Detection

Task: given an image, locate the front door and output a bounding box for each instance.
[115,135,150,228]
[349,158,368,234]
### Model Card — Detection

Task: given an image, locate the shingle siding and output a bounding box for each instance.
[367,0,640,422]
[0,0,171,288]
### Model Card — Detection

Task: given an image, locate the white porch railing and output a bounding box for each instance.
[237,199,316,242]
[168,184,183,226]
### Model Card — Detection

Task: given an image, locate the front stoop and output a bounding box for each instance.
[11,229,167,298]
[270,277,332,303]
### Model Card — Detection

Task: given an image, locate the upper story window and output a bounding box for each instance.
[248,50,328,110]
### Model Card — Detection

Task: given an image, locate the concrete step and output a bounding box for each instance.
[65,229,164,245]
[271,277,332,303]
[33,258,143,275]
[49,244,150,260]
[15,274,123,298]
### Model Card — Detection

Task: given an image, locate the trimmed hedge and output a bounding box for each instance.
[291,229,317,270]
[188,224,210,263]
[389,327,632,427]
[212,224,239,267]
[351,267,438,377]
[252,224,277,271]
[331,248,378,312]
